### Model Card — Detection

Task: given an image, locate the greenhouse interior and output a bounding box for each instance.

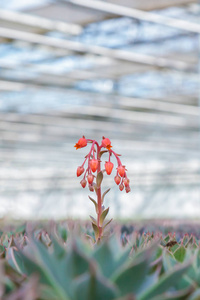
[1,1,200,300]
[0,0,200,220]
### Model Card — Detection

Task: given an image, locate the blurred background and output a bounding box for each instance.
[0,0,200,220]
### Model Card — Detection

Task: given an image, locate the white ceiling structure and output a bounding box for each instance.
[0,0,200,219]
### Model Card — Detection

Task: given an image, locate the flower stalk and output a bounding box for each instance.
[74,136,131,242]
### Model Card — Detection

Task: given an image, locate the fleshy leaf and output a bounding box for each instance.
[96,171,103,188]
[103,219,113,230]
[102,188,111,204]
[89,196,98,213]
[92,223,99,241]
[89,216,97,225]
[100,208,109,227]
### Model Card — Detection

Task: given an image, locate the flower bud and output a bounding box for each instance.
[77,166,84,177]
[89,159,98,173]
[101,137,112,150]
[117,165,125,177]
[87,174,94,184]
[125,185,131,193]
[89,184,94,192]
[123,178,130,187]
[114,175,121,185]
[80,178,87,188]
[119,183,124,191]
[105,161,114,175]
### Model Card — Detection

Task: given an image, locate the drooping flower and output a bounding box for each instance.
[101,137,112,150]
[119,183,124,191]
[117,165,126,177]
[80,178,87,188]
[89,184,94,192]
[77,166,84,177]
[74,136,87,150]
[123,178,130,187]
[105,161,114,175]
[90,159,99,173]
[125,185,131,193]
[87,174,94,184]
[114,175,121,185]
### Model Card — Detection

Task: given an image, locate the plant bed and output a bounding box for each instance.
[0,220,199,300]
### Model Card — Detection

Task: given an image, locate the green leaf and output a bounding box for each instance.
[92,241,115,278]
[89,216,97,225]
[139,260,192,300]
[96,171,103,188]
[100,207,109,227]
[74,264,118,300]
[99,150,108,158]
[112,255,149,296]
[174,246,186,263]
[92,223,99,241]
[103,219,113,230]
[89,196,98,213]
[102,188,111,204]
[57,225,68,242]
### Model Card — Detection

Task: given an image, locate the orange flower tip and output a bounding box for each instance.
[75,136,87,150]
[101,137,112,150]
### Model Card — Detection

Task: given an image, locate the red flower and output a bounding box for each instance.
[90,159,99,173]
[119,183,124,191]
[74,136,87,150]
[77,166,84,177]
[80,178,87,188]
[105,161,114,175]
[87,174,94,184]
[123,178,130,187]
[125,185,131,193]
[114,175,121,185]
[101,137,112,150]
[117,165,125,177]
[89,184,94,192]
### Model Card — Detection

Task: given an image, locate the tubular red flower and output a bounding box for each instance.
[74,136,87,150]
[105,161,114,175]
[114,175,121,185]
[77,166,84,177]
[119,183,124,191]
[89,159,99,173]
[123,178,130,187]
[117,165,125,177]
[101,137,112,150]
[125,185,131,193]
[80,178,87,188]
[87,174,94,184]
[89,184,94,192]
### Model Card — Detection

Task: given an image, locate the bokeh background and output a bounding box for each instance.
[0,0,200,220]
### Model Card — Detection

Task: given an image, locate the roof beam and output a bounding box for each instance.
[0,27,193,71]
[66,0,200,33]
[0,79,199,116]
[0,9,82,35]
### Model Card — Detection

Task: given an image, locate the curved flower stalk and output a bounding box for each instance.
[74,136,131,242]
